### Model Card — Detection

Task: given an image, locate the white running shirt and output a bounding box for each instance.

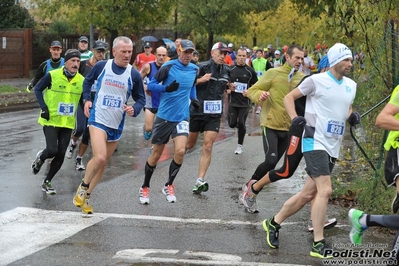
[298,71,357,158]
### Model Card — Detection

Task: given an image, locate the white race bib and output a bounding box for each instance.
[57,102,75,116]
[176,120,189,134]
[203,100,222,114]
[100,94,122,110]
[234,82,247,93]
[324,118,345,138]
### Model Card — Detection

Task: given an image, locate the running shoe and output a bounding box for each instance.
[73,184,88,207]
[31,150,44,175]
[66,143,77,159]
[139,187,150,204]
[234,144,243,155]
[262,218,280,249]
[162,184,176,203]
[310,240,333,259]
[75,157,86,171]
[242,180,259,213]
[307,217,338,232]
[349,208,367,245]
[192,178,209,194]
[144,130,152,140]
[392,192,399,214]
[81,195,93,214]
[41,180,56,195]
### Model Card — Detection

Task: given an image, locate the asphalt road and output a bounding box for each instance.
[0,106,395,266]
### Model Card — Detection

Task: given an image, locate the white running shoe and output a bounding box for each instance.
[235,144,243,155]
[162,185,176,203]
[66,143,77,159]
[75,157,86,171]
[139,187,150,204]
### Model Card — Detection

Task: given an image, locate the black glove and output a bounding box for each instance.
[165,80,180,92]
[289,116,306,137]
[348,111,361,127]
[191,99,200,111]
[292,116,306,128]
[41,106,50,121]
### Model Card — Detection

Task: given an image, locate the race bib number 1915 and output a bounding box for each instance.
[203,100,222,114]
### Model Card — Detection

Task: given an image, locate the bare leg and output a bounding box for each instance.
[274,176,317,224]
[311,175,332,242]
[197,130,218,179]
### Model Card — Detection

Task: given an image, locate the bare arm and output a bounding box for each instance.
[140,63,150,80]
[196,73,212,85]
[376,103,399,130]
[284,88,305,120]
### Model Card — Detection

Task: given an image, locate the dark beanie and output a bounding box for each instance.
[64,49,81,62]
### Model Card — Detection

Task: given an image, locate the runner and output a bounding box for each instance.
[31,49,84,194]
[26,40,64,92]
[262,43,359,258]
[227,47,258,155]
[138,40,198,204]
[141,46,168,141]
[72,36,145,214]
[186,42,235,194]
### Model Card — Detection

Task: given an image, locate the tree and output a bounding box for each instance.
[33,0,175,46]
[290,0,336,18]
[176,0,279,56]
[0,0,35,28]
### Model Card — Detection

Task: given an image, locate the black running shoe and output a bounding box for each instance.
[262,218,281,248]
[310,239,333,259]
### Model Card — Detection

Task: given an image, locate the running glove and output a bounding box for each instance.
[292,116,307,128]
[191,99,200,111]
[41,107,50,121]
[165,80,180,92]
[348,111,361,127]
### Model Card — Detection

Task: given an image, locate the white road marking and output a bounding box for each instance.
[0,207,345,265]
[113,249,311,266]
[0,207,104,266]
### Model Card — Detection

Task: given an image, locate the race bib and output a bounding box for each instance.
[256,71,263,77]
[234,82,247,93]
[57,102,75,116]
[176,120,189,134]
[203,100,222,114]
[325,119,345,138]
[101,94,122,110]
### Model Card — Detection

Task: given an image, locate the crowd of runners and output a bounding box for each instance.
[27,35,399,261]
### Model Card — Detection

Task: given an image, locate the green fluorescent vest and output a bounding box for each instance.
[38,67,84,129]
[252,57,267,79]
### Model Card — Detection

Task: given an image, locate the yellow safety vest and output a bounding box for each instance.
[38,67,84,129]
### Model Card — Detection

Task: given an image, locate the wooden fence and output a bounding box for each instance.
[0,29,32,79]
